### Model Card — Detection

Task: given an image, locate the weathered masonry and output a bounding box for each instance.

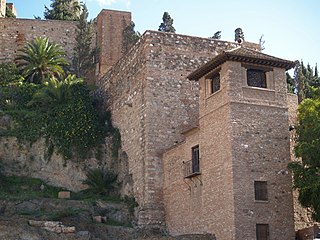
[96,31,260,228]
[0,5,313,238]
[163,47,296,240]
[0,9,130,72]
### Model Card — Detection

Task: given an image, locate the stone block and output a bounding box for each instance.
[93,215,102,223]
[61,226,76,233]
[58,191,70,199]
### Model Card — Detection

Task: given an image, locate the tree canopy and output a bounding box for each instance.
[158,12,176,33]
[287,61,320,101]
[211,31,221,39]
[44,0,80,21]
[289,91,320,221]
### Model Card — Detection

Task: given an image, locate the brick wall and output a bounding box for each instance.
[163,60,295,239]
[0,10,129,80]
[0,18,77,63]
[96,9,131,76]
[229,65,295,239]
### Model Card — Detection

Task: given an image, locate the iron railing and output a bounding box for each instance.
[183,159,200,178]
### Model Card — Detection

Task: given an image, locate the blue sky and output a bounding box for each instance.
[8,0,320,71]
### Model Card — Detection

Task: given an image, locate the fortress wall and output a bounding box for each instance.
[0,18,77,63]
[96,35,149,224]
[98,29,260,228]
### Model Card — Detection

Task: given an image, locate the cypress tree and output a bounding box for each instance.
[44,0,80,21]
[122,21,141,54]
[72,4,98,78]
[158,12,176,33]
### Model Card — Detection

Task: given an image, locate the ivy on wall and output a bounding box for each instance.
[0,65,115,160]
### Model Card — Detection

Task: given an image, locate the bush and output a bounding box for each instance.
[0,63,24,86]
[82,168,118,195]
[1,75,108,160]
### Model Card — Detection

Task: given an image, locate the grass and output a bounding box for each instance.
[0,175,64,200]
[0,174,123,202]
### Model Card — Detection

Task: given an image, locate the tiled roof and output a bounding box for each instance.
[188,46,296,80]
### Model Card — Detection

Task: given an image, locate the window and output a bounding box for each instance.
[210,73,220,94]
[247,69,266,88]
[192,145,200,173]
[254,181,268,201]
[256,224,269,240]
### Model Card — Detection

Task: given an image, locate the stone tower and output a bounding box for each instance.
[0,0,6,17]
[163,47,296,240]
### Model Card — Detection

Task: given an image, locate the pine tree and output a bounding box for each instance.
[44,0,80,21]
[72,4,98,78]
[234,28,244,43]
[122,21,141,54]
[315,64,318,78]
[158,12,176,33]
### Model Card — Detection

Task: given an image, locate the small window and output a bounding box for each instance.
[192,145,200,173]
[254,181,268,201]
[210,74,220,94]
[256,224,269,240]
[247,69,266,88]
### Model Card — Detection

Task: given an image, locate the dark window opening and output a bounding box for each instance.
[256,224,269,240]
[210,73,220,94]
[247,69,266,88]
[192,145,200,173]
[254,181,268,201]
[183,145,200,178]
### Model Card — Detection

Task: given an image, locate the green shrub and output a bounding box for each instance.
[0,63,24,86]
[1,75,108,160]
[82,168,118,195]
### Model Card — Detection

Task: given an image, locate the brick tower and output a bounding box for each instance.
[163,47,296,240]
[96,9,131,76]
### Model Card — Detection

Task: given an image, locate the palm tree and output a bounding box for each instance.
[15,37,69,84]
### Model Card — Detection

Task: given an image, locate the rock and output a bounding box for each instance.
[15,200,38,214]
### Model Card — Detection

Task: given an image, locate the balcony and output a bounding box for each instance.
[183,159,201,178]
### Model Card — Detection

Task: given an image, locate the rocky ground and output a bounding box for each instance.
[0,198,215,240]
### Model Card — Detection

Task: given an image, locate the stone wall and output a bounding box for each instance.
[0,18,77,63]
[97,30,260,228]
